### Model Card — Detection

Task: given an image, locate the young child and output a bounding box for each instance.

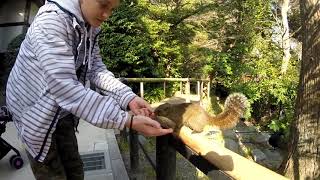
[6,0,172,179]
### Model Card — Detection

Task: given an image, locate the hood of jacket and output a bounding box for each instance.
[47,0,85,23]
[46,0,101,70]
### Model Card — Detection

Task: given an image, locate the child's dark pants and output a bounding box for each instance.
[26,114,84,180]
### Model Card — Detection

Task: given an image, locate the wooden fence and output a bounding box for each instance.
[123,78,210,102]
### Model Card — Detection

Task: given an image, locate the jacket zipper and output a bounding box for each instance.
[35,107,61,161]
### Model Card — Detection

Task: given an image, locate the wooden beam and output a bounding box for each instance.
[176,126,288,180]
[168,134,220,175]
[200,81,204,104]
[156,135,176,180]
[207,81,211,98]
[129,130,139,172]
[185,79,190,103]
[124,78,210,83]
[163,81,166,97]
[140,82,144,98]
[197,81,201,97]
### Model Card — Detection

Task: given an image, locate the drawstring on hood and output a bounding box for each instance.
[47,0,84,22]
[88,28,93,70]
[83,27,93,70]
[83,28,88,66]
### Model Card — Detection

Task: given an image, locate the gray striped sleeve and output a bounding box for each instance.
[89,42,137,110]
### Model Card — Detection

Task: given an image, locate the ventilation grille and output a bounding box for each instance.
[81,152,106,171]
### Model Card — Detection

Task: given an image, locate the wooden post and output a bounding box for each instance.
[197,81,201,97]
[120,127,128,142]
[163,81,166,97]
[130,130,139,173]
[140,82,144,98]
[180,81,183,95]
[207,81,211,100]
[156,135,176,180]
[200,81,204,105]
[185,79,190,103]
[200,81,204,96]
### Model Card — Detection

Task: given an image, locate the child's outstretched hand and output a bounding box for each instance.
[126,115,173,137]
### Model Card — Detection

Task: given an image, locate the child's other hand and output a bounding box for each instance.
[126,115,173,137]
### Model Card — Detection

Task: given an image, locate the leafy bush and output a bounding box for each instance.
[142,82,179,104]
[203,0,299,131]
[98,0,299,132]
[143,87,165,104]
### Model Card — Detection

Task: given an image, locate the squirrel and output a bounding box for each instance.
[154,93,248,133]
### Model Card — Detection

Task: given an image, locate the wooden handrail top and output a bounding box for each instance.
[176,126,288,180]
[122,78,210,82]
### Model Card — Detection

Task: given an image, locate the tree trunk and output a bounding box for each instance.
[280,0,320,179]
[280,0,291,74]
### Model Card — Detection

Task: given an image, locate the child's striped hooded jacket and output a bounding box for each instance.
[6,0,136,162]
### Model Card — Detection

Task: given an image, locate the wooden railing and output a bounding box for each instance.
[120,78,288,180]
[122,78,210,102]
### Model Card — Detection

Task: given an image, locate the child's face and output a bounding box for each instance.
[80,0,119,27]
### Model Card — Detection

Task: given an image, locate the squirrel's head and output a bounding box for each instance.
[154,103,172,116]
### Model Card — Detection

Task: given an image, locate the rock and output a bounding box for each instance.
[261,149,284,170]
[224,138,240,153]
[222,130,237,140]
[251,149,266,162]
[235,121,258,132]
[235,132,253,143]
[252,132,270,144]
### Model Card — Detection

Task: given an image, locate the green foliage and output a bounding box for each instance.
[100,0,216,78]
[200,0,299,131]
[99,0,156,77]
[99,0,300,132]
[141,82,179,103]
[268,119,289,132]
[143,87,165,104]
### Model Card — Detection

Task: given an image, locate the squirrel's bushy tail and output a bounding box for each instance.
[210,93,248,130]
